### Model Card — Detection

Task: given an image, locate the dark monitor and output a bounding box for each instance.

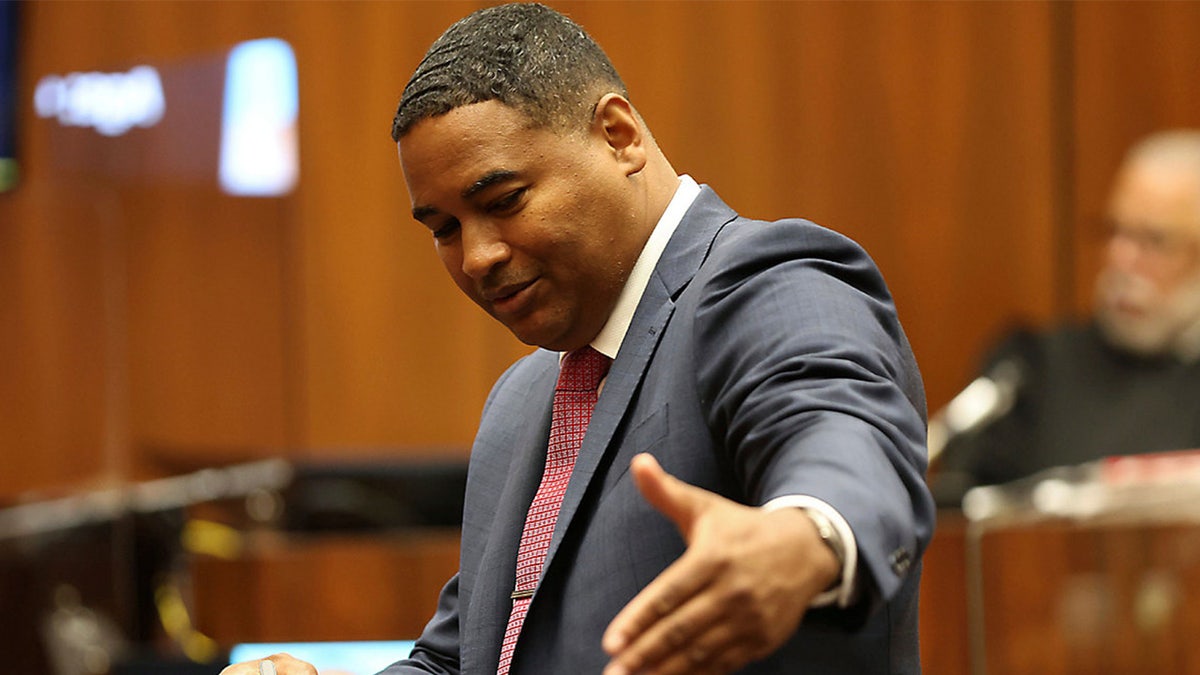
[0,0,19,191]
[0,510,184,674]
[281,459,468,533]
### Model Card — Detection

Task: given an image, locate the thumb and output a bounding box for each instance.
[629,453,709,538]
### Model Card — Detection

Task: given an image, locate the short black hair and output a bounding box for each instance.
[391,2,628,141]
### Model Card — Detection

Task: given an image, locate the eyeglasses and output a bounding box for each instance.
[1103,218,1199,260]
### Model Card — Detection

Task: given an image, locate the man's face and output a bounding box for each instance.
[1095,158,1200,355]
[398,101,645,352]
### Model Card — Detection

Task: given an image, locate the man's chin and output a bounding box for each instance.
[498,316,566,351]
[507,325,596,353]
[1096,308,1172,356]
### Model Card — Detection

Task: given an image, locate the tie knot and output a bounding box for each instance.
[556,346,611,392]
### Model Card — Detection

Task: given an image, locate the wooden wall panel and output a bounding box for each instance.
[286,1,524,455]
[0,185,115,495]
[287,0,1065,450]
[974,520,1200,675]
[1069,1,1200,315]
[1,0,1072,490]
[5,1,299,483]
[556,2,1066,409]
[191,531,461,643]
[124,191,292,473]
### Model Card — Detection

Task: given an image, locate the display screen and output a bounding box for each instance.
[31,37,298,196]
[227,640,417,674]
[219,38,299,197]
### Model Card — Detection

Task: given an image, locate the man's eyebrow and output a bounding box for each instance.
[411,170,520,221]
[463,170,519,200]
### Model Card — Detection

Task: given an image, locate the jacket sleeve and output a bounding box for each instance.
[375,573,462,675]
[692,218,934,617]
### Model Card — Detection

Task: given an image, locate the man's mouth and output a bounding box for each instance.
[484,278,538,313]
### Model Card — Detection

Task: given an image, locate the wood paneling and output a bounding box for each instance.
[285,1,522,454]
[920,512,971,675]
[191,530,461,644]
[1,1,1091,487]
[1069,1,1200,315]
[0,183,115,494]
[973,519,1200,675]
[6,0,1192,483]
[569,1,1066,410]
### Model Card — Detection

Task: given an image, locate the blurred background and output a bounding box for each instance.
[2,1,1199,674]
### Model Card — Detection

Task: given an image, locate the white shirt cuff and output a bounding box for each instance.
[762,495,858,608]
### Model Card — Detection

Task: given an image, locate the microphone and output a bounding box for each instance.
[927,358,1025,465]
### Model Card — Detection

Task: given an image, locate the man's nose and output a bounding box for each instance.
[461,221,510,280]
[1107,232,1140,271]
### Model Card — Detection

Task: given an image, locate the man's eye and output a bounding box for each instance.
[489,188,526,213]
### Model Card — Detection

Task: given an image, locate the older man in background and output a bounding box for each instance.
[937,129,1200,498]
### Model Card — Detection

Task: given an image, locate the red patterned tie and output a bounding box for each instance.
[496,346,612,675]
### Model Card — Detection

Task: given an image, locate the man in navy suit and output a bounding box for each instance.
[225,4,933,674]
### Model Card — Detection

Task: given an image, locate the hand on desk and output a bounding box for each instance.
[220,654,315,675]
[602,454,840,675]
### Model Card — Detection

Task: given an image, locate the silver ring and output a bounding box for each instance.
[259,660,277,675]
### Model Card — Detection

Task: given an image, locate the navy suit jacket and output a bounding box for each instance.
[381,188,934,674]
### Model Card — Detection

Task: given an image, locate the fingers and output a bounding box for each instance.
[605,454,723,658]
[603,545,715,650]
[605,456,745,674]
[606,455,829,675]
[604,577,750,675]
[218,654,315,675]
[603,549,781,675]
[217,659,269,675]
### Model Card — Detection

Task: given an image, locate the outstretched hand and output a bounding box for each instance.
[601,454,840,675]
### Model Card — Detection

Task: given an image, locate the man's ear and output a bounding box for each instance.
[592,93,647,176]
